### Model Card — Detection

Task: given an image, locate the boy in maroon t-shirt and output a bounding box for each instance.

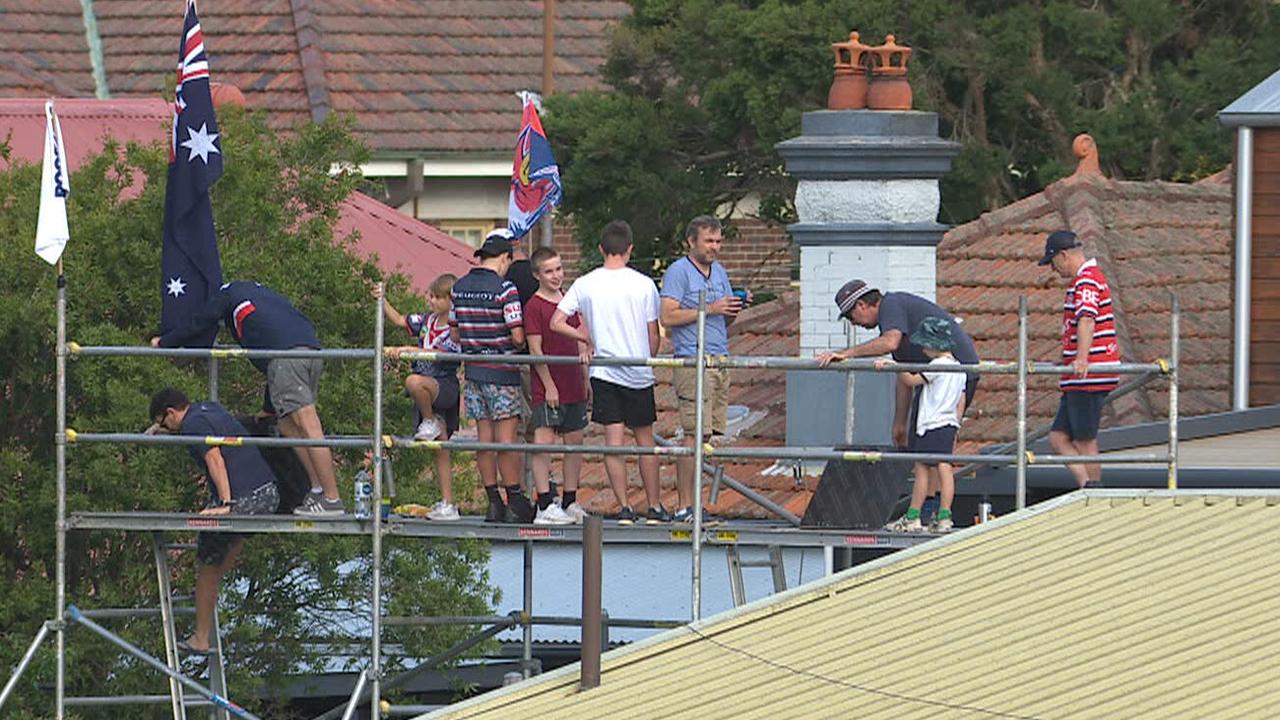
[524,247,591,524]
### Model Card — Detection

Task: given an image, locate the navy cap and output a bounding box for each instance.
[1038,230,1081,266]
[834,279,876,317]
[475,228,515,258]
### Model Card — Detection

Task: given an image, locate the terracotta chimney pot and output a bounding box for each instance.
[210,82,247,109]
[866,34,913,110]
[1070,133,1103,178]
[828,31,871,110]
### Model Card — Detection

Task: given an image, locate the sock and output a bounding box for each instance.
[905,507,921,521]
[485,486,503,505]
[310,487,323,495]
[937,508,953,520]
[563,489,577,506]
[537,492,554,511]
[505,484,525,497]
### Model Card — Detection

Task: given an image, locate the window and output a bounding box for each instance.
[438,223,495,248]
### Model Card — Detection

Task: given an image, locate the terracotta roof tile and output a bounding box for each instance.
[2,1,630,153]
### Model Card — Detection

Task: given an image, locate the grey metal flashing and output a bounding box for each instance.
[1218,68,1280,127]
[799,110,940,137]
[78,0,109,99]
[1027,403,1280,453]
[66,512,935,550]
[775,136,960,180]
[972,466,1280,492]
[787,222,948,247]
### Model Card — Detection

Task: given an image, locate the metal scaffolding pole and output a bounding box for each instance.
[55,268,67,720]
[522,542,534,678]
[692,290,706,622]
[1016,296,1028,511]
[1169,294,1180,489]
[0,621,52,711]
[371,283,386,714]
[64,606,260,720]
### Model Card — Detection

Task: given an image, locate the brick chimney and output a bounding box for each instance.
[776,33,959,446]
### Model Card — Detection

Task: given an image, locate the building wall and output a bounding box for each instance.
[1251,127,1280,406]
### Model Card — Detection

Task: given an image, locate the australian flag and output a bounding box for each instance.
[507,92,562,239]
[160,0,223,346]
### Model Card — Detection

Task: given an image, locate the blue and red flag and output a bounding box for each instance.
[160,0,223,345]
[507,92,562,239]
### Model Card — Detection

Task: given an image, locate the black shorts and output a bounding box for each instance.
[1052,391,1107,441]
[906,373,979,451]
[911,426,958,466]
[412,374,461,437]
[590,378,656,428]
[530,401,589,433]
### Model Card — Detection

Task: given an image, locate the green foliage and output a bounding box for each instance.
[547,0,1280,257]
[0,109,496,717]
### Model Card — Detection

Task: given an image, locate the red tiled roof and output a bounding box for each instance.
[1,1,631,153]
[0,96,473,293]
[938,173,1234,451]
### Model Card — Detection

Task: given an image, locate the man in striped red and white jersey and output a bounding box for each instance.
[1039,230,1119,488]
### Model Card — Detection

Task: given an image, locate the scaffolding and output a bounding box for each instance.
[0,284,1181,719]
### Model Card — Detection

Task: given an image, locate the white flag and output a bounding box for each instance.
[35,100,71,265]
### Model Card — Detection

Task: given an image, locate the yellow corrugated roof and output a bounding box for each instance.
[421,490,1280,720]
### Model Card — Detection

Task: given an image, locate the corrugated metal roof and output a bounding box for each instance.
[420,489,1280,719]
[1219,67,1280,126]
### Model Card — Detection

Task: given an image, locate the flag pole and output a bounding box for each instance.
[55,258,67,719]
[539,0,555,249]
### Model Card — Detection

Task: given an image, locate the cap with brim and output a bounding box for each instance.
[1038,230,1082,266]
[834,279,876,317]
[475,228,515,258]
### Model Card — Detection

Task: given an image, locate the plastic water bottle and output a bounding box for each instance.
[354,469,373,519]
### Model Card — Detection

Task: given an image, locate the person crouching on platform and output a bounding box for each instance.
[374,275,463,521]
[147,387,280,655]
[875,317,964,533]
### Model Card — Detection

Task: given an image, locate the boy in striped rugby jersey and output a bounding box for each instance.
[1039,230,1119,488]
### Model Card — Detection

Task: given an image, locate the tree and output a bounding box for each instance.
[0,109,496,718]
[546,0,1280,263]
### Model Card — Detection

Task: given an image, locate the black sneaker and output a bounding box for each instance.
[485,500,506,523]
[645,505,672,525]
[616,506,637,526]
[504,493,535,523]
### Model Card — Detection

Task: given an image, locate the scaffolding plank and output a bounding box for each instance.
[66,512,934,549]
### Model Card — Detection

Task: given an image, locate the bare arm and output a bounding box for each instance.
[203,448,233,504]
[510,326,525,348]
[550,310,591,345]
[1073,316,1095,377]
[817,329,903,365]
[527,334,558,403]
[660,296,738,329]
[647,320,660,356]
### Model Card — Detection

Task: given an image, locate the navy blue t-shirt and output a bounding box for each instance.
[877,292,979,365]
[180,402,277,500]
[159,281,320,372]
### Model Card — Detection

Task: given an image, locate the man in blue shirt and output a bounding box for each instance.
[151,281,342,516]
[660,215,748,523]
[149,387,280,655]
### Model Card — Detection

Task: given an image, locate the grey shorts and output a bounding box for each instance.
[529,401,589,433]
[267,353,323,416]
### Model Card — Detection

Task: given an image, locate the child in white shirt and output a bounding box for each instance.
[875,316,965,533]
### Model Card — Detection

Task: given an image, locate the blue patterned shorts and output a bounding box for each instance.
[464,381,524,421]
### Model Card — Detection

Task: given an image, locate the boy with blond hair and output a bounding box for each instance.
[376,274,462,521]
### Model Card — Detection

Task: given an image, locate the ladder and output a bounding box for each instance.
[725,545,787,607]
[153,532,231,720]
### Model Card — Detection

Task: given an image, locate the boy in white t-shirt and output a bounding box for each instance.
[550,220,669,525]
[875,316,965,533]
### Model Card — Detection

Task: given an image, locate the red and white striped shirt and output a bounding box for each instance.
[1061,258,1119,392]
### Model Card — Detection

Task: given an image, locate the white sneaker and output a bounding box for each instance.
[427,501,460,521]
[534,503,574,525]
[414,418,442,441]
[564,502,588,524]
